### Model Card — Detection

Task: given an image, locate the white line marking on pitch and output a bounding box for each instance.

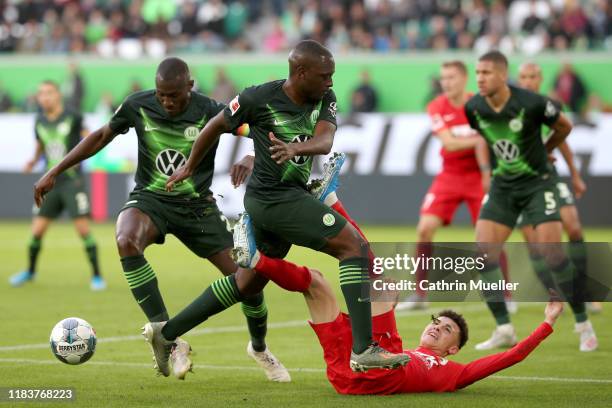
[0,304,489,352]
[0,358,610,384]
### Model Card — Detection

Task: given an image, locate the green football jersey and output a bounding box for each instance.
[223,79,338,200]
[35,108,83,182]
[465,85,560,184]
[109,90,224,199]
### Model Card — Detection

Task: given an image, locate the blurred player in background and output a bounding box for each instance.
[516,62,602,314]
[9,80,105,291]
[466,51,597,352]
[33,58,290,381]
[397,61,513,312]
[167,40,410,372]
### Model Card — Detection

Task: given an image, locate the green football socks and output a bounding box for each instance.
[339,257,373,354]
[121,255,168,322]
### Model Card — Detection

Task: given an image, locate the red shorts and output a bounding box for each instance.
[420,171,484,225]
[309,310,407,395]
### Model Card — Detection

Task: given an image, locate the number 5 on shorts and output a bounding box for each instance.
[544,191,556,213]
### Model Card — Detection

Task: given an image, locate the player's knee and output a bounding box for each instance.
[309,269,324,287]
[306,269,333,298]
[115,233,142,257]
[417,222,436,242]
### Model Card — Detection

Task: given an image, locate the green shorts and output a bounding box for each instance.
[244,189,347,259]
[516,177,575,228]
[120,190,233,259]
[35,177,90,219]
[480,176,562,228]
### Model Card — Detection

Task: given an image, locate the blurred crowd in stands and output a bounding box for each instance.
[0,0,610,57]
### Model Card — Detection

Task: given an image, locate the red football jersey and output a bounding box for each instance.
[427,94,480,174]
[316,311,553,395]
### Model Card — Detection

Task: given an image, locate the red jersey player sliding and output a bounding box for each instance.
[398,60,513,313]
[232,210,563,394]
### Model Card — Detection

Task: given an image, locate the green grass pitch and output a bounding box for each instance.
[0,222,610,408]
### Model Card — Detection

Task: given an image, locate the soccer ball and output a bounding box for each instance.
[49,317,97,365]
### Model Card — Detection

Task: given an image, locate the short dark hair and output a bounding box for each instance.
[437,309,469,349]
[156,57,190,81]
[293,39,332,60]
[479,50,508,70]
[442,60,467,76]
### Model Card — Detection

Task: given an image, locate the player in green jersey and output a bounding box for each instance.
[167,40,410,372]
[9,80,105,291]
[516,62,602,315]
[33,58,290,381]
[465,51,598,352]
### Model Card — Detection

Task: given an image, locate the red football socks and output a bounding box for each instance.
[254,254,312,292]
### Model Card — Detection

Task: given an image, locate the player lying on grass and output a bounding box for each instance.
[232,212,564,394]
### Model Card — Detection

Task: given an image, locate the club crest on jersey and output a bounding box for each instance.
[155,149,187,176]
[412,351,448,369]
[492,139,520,163]
[229,95,240,116]
[57,121,71,136]
[290,134,311,166]
[509,118,523,132]
[310,109,319,125]
[184,126,199,141]
[322,213,336,226]
[545,100,557,118]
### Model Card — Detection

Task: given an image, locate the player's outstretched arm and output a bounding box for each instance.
[558,141,586,198]
[545,112,572,153]
[33,124,118,207]
[166,110,231,191]
[455,299,563,389]
[269,120,335,164]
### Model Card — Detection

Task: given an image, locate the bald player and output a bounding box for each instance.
[167,40,410,372]
[33,57,291,381]
[516,62,602,315]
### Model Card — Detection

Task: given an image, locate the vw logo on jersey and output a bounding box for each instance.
[155,149,187,176]
[492,139,520,163]
[290,134,311,166]
[46,141,66,161]
[184,126,199,141]
[509,118,523,132]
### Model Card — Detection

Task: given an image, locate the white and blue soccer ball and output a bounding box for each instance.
[49,317,97,365]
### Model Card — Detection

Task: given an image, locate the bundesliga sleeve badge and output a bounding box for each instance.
[229,95,241,116]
